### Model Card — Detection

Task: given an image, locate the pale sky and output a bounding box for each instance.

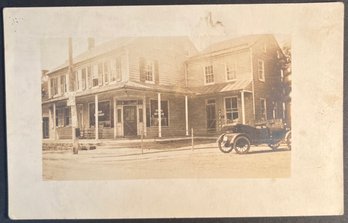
[40,8,290,72]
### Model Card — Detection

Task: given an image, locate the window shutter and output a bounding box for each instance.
[139,57,145,82]
[154,60,159,84]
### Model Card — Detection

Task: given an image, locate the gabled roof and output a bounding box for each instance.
[189,34,274,60]
[46,36,197,75]
[47,38,136,75]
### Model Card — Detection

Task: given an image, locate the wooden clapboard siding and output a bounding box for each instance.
[251,35,283,122]
[186,49,252,87]
[127,37,197,86]
[56,127,72,139]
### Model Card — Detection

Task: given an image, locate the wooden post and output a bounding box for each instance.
[53,103,56,140]
[95,94,99,140]
[113,98,117,139]
[141,127,144,154]
[185,95,189,136]
[143,95,147,137]
[191,128,194,151]
[241,90,246,124]
[157,92,162,138]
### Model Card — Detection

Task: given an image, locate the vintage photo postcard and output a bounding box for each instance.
[4,3,343,219]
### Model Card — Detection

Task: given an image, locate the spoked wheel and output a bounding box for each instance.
[285,131,291,150]
[218,136,233,153]
[234,136,251,154]
[268,143,280,151]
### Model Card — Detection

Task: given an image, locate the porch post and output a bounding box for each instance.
[71,104,77,140]
[113,98,117,139]
[53,103,56,140]
[185,95,189,136]
[241,91,246,124]
[143,95,147,137]
[95,94,99,140]
[157,92,162,138]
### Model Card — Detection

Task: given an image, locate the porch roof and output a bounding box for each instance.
[42,81,194,104]
[190,79,252,95]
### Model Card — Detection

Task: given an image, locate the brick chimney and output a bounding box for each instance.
[88,38,95,50]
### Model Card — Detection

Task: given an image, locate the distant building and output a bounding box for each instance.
[42,35,287,140]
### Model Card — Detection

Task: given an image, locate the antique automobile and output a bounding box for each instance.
[217,120,291,154]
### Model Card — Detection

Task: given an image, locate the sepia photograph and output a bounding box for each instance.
[4,3,343,219]
[41,33,292,180]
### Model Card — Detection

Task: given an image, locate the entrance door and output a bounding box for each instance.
[206,99,216,132]
[42,117,49,139]
[123,106,137,136]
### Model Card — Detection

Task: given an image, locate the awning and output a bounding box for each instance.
[191,79,252,95]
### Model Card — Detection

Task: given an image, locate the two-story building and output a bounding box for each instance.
[186,34,285,133]
[42,34,287,141]
[42,37,197,140]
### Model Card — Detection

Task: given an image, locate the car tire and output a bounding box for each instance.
[218,136,234,153]
[234,136,251,154]
[285,131,291,150]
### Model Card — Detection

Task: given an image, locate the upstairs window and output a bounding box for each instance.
[97,63,103,86]
[103,61,110,84]
[74,71,80,90]
[111,57,122,82]
[50,77,58,96]
[81,68,87,90]
[226,63,236,81]
[60,75,67,94]
[145,61,154,82]
[92,64,99,87]
[258,59,265,81]
[87,66,92,88]
[204,65,214,84]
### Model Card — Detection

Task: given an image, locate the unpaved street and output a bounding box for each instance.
[43,143,291,180]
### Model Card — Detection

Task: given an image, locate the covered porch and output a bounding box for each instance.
[42,82,193,140]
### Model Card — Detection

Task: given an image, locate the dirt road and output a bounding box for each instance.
[43,143,291,180]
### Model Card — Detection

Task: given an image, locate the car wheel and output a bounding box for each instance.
[218,136,233,153]
[268,143,280,150]
[285,131,291,150]
[234,136,251,154]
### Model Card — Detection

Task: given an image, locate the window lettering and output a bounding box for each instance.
[89,101,111,128]
[150,100,169,126]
